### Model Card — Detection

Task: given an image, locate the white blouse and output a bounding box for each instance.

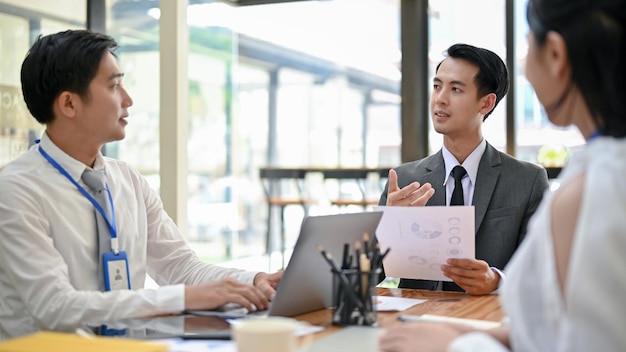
[450,137,626,351]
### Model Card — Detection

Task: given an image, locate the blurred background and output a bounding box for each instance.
[0,0,577,271]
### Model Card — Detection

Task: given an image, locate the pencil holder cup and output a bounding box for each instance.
[331,268,381,326]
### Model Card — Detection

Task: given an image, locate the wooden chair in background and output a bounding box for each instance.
[322,168,383,211]
[259,168,314,269]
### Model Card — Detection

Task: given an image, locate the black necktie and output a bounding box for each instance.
[82,169,111,291]
[450,165,467,206]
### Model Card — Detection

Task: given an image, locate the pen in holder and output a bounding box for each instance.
[331,267,381,326]
[317,238,389,327]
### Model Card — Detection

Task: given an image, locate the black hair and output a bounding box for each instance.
[436,43,510,121]
[527,0,626,137]
[20,29,118,124]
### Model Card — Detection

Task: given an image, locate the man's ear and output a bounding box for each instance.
[479,93,496,116]
[54,91,78,119]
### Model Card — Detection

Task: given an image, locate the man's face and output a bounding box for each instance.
[74,52,133,144]
[430,57,489,140]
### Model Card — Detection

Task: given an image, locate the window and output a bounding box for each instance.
[0,0,85,168]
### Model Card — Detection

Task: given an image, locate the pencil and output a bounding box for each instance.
[363,232,370,258]
[317,245,367,316]
[359,252,371,304]
[379,247,391,263]
[341,243,350,269]
[354,242,362,297]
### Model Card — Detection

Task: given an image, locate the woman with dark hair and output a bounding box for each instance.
[378,0,626,350]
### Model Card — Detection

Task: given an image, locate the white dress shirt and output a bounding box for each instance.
[441,139,486,207]
[0,133,257,339]
[442,140,504,288]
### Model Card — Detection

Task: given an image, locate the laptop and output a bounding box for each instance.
[185,211,383,319]
[266,211,383,317]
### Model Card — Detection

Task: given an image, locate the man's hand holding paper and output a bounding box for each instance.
[441,258,500,295]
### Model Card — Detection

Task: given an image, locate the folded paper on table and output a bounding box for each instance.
[398,314,501,330]
[374,295,427,311]
[374,206,475,281]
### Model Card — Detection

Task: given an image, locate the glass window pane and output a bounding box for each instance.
[429,0,507,154]
[0,1,86,168]
[105,0,161,189]
[1,0,84,24]
[104,0,401,263]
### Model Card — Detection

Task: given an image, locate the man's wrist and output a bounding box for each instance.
[252,272,265,286]
[490,267,505,294]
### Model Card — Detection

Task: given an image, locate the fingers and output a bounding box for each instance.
[408,186,435,206]
[441,260,498,295]
[386,169,419,204]
[446,258,487,269]
[385,169,436,207]
[387,169,400,193]
[235,281,269,311]
[185,278,270,312]
[378,324,416,352]
[387,182,434,206]
[253,271,283,300]
[379,322,462,352]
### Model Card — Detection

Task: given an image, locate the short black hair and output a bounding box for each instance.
[20,29,118,124]
[528,0,626,137]
[436,43,509,121]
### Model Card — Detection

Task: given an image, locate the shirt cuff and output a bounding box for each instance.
[490,267,505,294]
[157,284,186,313]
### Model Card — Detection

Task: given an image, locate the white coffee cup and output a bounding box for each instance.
[232,317,312,352]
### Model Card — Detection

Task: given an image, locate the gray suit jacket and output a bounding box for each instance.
[379,142,549,291]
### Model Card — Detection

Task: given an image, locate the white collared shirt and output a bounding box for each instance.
[442,139,486,206]
[0,133,257,339]
[440,140,505,289]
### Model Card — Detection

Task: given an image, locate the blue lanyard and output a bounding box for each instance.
[38,146,118,239]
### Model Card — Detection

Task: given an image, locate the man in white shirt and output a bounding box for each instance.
[0,29,281,339]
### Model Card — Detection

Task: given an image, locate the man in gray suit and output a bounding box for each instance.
[379,43,549,295]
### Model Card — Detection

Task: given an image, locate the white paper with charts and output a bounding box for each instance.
[373,206,475,281]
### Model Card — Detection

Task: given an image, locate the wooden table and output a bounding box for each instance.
[295,287,504,340]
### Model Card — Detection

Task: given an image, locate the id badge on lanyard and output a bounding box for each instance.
[103,251,131,291]
[39,145,133,336]
[39,146,131,287]
[102,253,130,336]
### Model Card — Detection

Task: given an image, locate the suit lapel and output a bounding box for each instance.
[423,151,447,206]
[473,143,501,232]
